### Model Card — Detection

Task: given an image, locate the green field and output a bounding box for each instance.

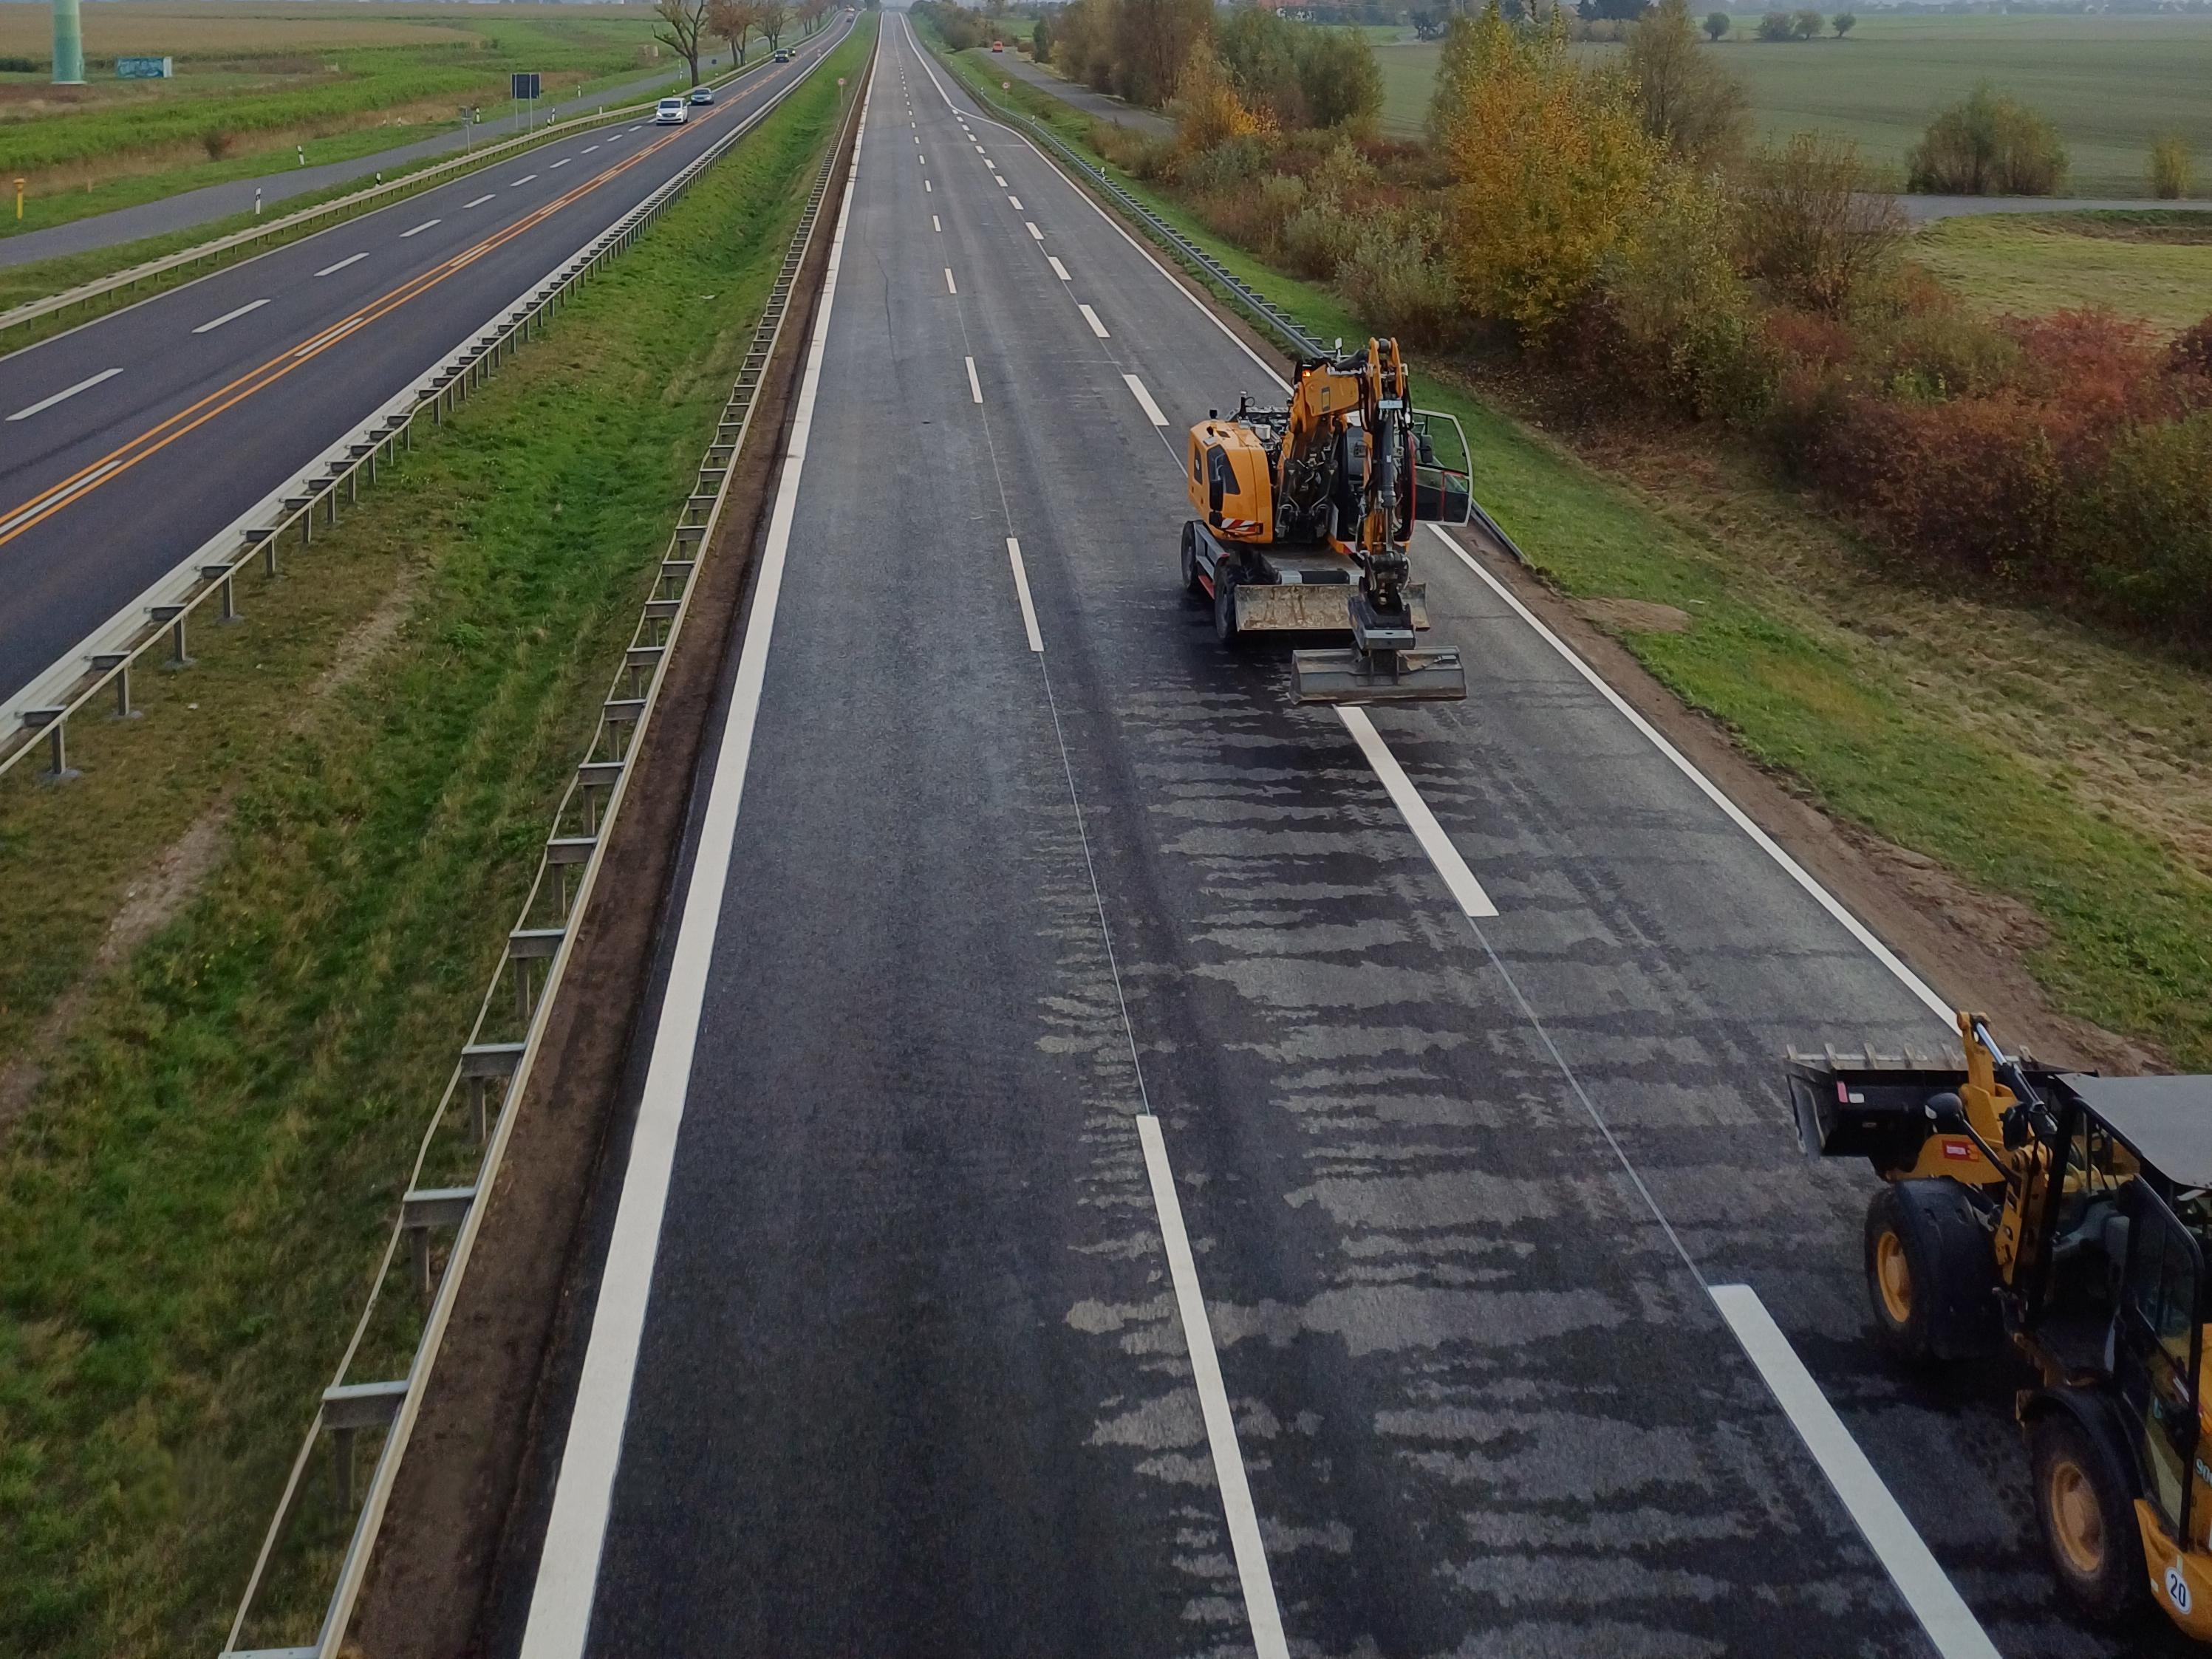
[1912,211,2212,334]
[1376,13,2212,197]
[0,22,870,1655]
[0,1,671,236]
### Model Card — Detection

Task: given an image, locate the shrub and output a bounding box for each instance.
[1791,10,1823,38]
[2068,411,2212,639]
[1758,12,1793,39]
[1628,0,1750,166]
[2150,131,2192,201]
[1434,6,1660,338]
[1170,44,1269,159]
[1737,133,1908,314]
[1704,10,1730,38]
[1906,84,2067,196]
[2173,315,2212,381]
[201,129,235,161]
[1336,214,1464,346]
[1832,11,1856,35]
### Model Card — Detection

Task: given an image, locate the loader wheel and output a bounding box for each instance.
[1213,568,1241,646]
[2030,1413,2146,1622]
[1181,523,1206,598]
[1863,1182,2000,1364]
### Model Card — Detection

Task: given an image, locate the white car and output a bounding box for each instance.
[654,97,689,125]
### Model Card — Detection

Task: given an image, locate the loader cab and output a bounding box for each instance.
[1187,418,1274,543]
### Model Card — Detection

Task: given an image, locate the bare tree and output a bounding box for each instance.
[757,0,789,50]
[707,0,762,64]
[655,0,711,85]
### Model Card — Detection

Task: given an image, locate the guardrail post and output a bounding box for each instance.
[151,605,194,669]
[400,1187,476,1299]
[92,653,139,719]
[321,1381,407,1516]
[22,709,76,783]
[202,567,242,623]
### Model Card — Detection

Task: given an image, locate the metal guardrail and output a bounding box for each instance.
[933,44,1539,571]
[0,24,857,791]
[212,32,869,1659]
[0,46,793,343]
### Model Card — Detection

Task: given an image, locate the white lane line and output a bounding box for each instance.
[584,143,600,152]
[1048,255,1070,281]
[516,66,873,1659]
[1337,707,1498,918]
[918,154,926,165]
[965,355,983,403]
[1122,373,1167,425]
[462,193,496,209]
[924,179,932,192]
[944,266,957,294]
[1008,193,1023,208]
[932,214,941,231]
[313,251,369,277]
[6,366,121,423]
[1079,303,1110,339]
[1429,525,1952,1022]
[994,174,1006,186]
[1136,1113,1291,1659]
[550,157,571,168]
[400,217,440,238]
[1710,1286,2001,1658]
[1025,220,1043,241]
[1006,537,1042,653]
[974,143,986,153]
[191,298,270,335]
[508,173,538,186]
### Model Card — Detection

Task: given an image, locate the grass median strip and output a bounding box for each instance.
[937,38,2212,1071]
[0,31,864,1658]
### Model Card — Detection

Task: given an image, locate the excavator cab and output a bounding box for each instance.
[1788,1019,2212,1639]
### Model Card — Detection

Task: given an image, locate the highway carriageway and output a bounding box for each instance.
[476,13,2171,1659]
[0,16,855,719]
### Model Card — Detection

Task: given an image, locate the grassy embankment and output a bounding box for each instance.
[0,22,870,1658]
[0,4,669,239]
[1373,13,2212,198]
[939,39,2212,1071]
[1911,211,2212,336]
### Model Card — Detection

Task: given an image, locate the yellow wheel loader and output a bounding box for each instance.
[1181,337,1472,705]
[1791,1014,2212,1640]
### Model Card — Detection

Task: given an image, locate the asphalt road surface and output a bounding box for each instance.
[0,48,781,271]
[494,13,2190,1659]
[0,17,854,718]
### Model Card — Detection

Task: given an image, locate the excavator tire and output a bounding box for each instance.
[1181,523,1206,598]
[1213,568,1242,646]
[1863,1180,2001,1364]
[2029,1412,2148,1622]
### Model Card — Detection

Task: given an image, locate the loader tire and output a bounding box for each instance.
[1864,1180,2001,1365]
[1213,568,1241,646]
[2030,1412,2147,1623]
[1181,523,1206,598]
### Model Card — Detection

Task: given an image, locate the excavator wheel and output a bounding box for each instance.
[1213,567,1242,646]
[1863,1181,2001,1364]
[1181,523,1206,598]
[2029,1412,2148,1622]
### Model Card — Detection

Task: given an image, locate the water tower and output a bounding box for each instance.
[52,0,85,84]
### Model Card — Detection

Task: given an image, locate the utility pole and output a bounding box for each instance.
[50,0,84,84]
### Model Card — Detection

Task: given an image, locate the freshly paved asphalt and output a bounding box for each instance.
[0,47,774,270]
[498,12,2191,1658]
[0,17,854,716]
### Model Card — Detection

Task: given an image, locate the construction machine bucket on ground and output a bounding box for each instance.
[1291,589,1467,704]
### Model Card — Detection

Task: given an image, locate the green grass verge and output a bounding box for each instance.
[1911,211,2212,335]
[1375,15,2212,197]
[937,36,2212,1070]
[0,23,870,1657]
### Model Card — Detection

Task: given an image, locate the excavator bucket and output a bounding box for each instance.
[1291,647,1467,704]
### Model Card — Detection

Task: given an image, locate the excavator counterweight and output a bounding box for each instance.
[1179,338,1472,705]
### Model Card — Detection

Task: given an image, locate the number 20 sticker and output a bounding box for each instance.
[2168,1564,2193,1615]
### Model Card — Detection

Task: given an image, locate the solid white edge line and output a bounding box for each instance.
[1078,303,1109,340]
[965,354,983,404]
[1708,1285,2001,1658]
[1337,707,1498,919]
[1430,524,1952,1024]
[191,298,270,335]
[313,251,369,277]
[1136,1114,1290,1659]
[944,265,957,293]
[6,366,122,421]
[1122,372,1166,426]
[514,63,873,1659]
[1006,536,1042,654]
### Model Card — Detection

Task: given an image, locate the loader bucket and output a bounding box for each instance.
[1292,646,1467,704]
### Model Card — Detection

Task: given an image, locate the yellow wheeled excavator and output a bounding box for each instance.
[1792,1014,2212,1641]
[1179,338,1472,704]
